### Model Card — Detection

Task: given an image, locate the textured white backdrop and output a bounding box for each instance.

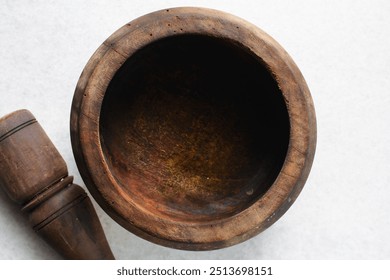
[0,0,389,259]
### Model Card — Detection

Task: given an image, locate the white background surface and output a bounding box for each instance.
[0,0,389,260]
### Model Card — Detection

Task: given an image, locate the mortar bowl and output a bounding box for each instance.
[70,7,316,250]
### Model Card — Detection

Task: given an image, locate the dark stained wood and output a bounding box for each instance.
[71,7,317,250]
[0,110,114,259]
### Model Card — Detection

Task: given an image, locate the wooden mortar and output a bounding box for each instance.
[71,7,316,250]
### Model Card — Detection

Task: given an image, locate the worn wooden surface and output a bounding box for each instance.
[0,110,114,259]
[71,7,316,250]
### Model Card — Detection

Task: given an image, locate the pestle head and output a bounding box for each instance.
[0,109,68,204]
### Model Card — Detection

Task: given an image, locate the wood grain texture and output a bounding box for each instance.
[0,110,114,259]
[71,7,317,250]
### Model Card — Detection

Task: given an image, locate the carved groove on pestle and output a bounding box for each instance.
[0,119,37,142]
[22,176,73,212]
[33,191,88,231]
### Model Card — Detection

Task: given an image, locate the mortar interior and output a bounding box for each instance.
[99,34,290,222]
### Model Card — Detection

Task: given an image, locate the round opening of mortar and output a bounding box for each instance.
[99,34,290,223]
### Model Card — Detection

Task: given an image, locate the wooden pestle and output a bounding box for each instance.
[0,109,114,259]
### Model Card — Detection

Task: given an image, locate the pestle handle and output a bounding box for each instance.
[0,109,114,260]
